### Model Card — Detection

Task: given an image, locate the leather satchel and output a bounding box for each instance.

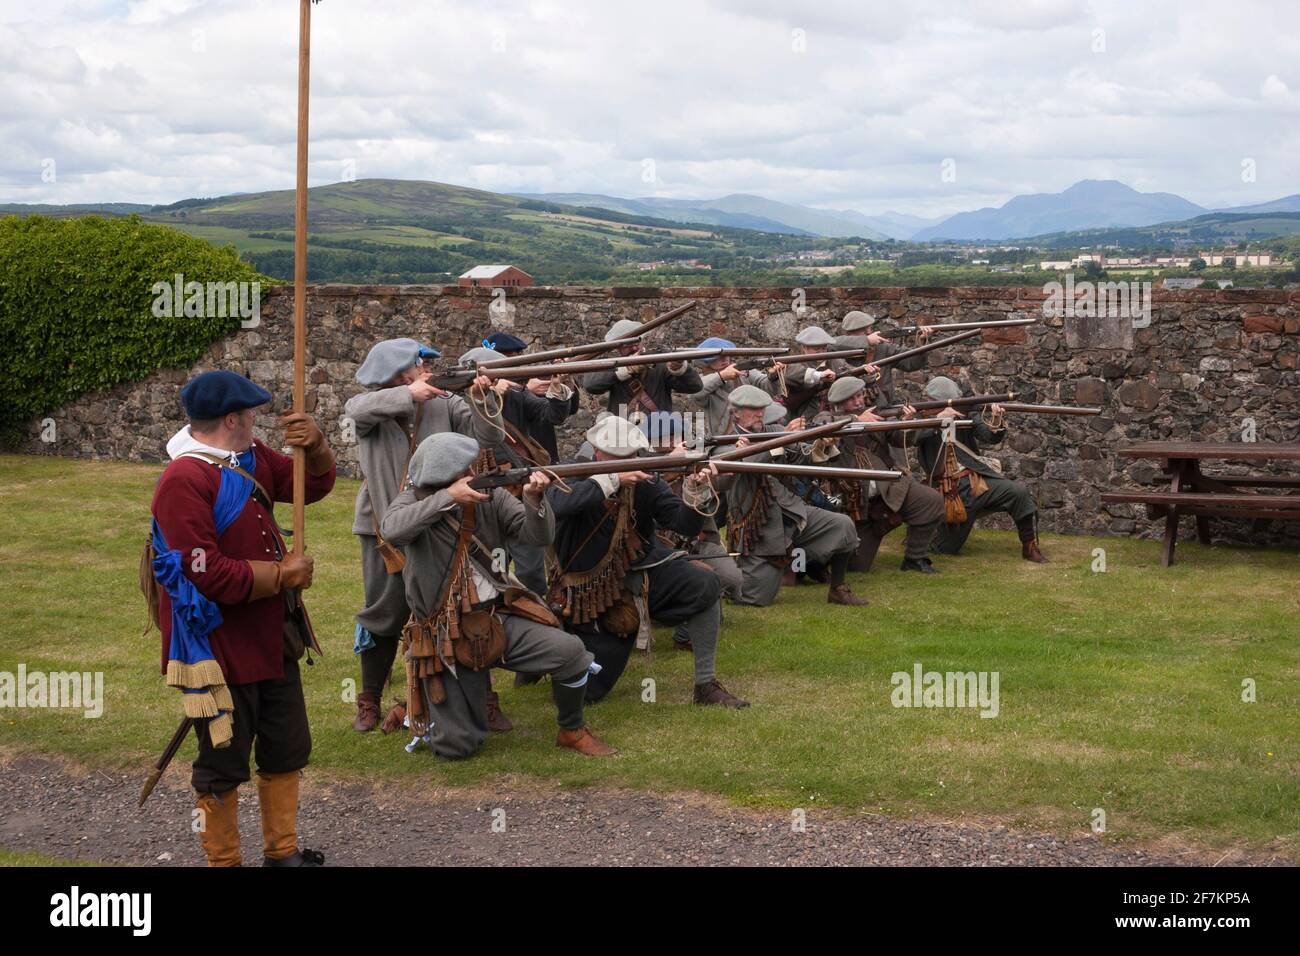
[454,608,507,671]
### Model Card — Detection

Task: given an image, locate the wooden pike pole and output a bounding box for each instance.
[292,0,312,555]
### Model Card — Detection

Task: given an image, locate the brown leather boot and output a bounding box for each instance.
[196,789,241,867]
[555,726,618,756]
[1021,538,1048,563]
[693,679,750,709]
[828,583,869,606]
[486,689,513,732]
[256,770,323,866]
[352,692,379,732]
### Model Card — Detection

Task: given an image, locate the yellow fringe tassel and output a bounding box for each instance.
[166,658,226,691]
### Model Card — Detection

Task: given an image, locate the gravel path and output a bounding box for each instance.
[0,755,1282,866]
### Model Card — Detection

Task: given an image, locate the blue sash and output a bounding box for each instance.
[153,450,257,748]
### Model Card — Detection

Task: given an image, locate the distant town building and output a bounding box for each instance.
[457,265,534,288]
[1162,278,1205,290]
[1198,252,1272,267]
[1039,261,1072,271]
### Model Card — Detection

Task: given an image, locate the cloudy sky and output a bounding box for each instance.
[2,0,1297,217]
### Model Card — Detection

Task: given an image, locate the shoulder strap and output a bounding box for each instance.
[182,452,273,509]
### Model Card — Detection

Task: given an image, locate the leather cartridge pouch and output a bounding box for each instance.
[598,590,641,639]
[282,588,320,662]
[454,608,507,671]
[374,535,406,574]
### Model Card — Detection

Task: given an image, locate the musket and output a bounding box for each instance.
[139,716,193,808]
[711,460,900,482]
[995,402,1101,416]
[880,317,1037,339]
[732,348,869,372]
[475,301,698,368]
[709,417,854,461]
[734,327,982,375]
[468,451,710,490]
[876,392,1018,419]
[706,418,974,446]
[428,349,724,391]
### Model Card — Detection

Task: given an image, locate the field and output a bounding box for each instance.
[1,454,1297,860]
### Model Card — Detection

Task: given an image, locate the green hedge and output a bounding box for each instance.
[0,215,267,444]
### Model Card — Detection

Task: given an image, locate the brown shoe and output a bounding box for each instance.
[486,689,514,732]
[1021,538,1048,563]
[693,679,750,709]
[380,700,407,735]
[352,692,379,732]
[827,583,869,606]
[556,726,618,756]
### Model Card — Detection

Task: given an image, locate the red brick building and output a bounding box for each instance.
[457,265,535,288]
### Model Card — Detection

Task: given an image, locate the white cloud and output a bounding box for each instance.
[0,0,1295,215]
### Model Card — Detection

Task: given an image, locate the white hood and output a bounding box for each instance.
[166,425,248,466]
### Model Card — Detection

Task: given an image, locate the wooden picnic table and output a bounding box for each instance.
[1101,442,1300,566]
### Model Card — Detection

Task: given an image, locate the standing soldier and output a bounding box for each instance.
[721,385,865,606]
[813,377,944,573]
[459,345,573,595]
[778,326,841,421]
[547,416,744,707]
[582,318,702,421]
[834,311,931,406]
[150,370,336,867]
[482,331,579,465]
[914,376,1048,563]
[380,433,617,758]
[689,336,775,437]
[342,338,505,733]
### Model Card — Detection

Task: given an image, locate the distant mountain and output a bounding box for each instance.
[827,208,945,240]
[1215,193,1300,215]
[517,191,890,239]
[0,202,154,217]
[913,180,1207,241]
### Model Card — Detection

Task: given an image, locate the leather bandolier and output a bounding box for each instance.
[503,418,551,466]
[399,445,510,735]
[729,476,776,555]
[624,376,659,418]
[547,485,645,632]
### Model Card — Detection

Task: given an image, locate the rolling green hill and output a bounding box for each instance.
[136,179,861,285]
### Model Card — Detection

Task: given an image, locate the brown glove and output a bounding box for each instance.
[279,552,314,590]
[280,411,335,476]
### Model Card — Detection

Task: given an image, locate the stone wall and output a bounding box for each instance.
[20,283,1300,545]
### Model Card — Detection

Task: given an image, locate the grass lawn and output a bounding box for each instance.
[1,453,1296,856]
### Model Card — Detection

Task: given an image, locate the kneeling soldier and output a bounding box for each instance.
[380,433,616,758]
[915,376,1047,562]
[723,385,865,606]
[548,416,744,708]
[151,370,337,867]
[816,376,944,574]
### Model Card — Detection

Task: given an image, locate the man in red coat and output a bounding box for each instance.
[152,370,336,867]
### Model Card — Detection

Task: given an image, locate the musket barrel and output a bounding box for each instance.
[877,392,1017,418]
[713,460,901,482]
[710,417,853,462]
[997,403,1101,416]
[477,300,698,368]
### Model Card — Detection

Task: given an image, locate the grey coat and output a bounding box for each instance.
[380,485,554,619]
[689,368,775,437]
[343,387,503,536]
